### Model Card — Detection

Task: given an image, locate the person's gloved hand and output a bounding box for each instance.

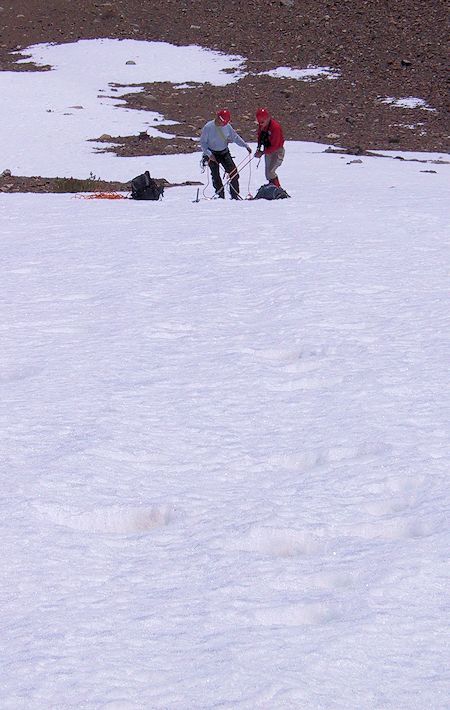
[255,150,263,158]
[208,155,217,163]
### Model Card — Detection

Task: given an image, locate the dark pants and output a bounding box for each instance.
[210,149,240,199]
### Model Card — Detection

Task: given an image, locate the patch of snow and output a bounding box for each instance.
[380,96,437,111]
[259,65,340,81]
[0,39,245,178]
[15,38,245,85]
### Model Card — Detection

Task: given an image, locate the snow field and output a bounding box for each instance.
[0,37,449,710]
[1,145,449,708]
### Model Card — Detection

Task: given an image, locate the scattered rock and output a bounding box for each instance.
[1,168,12,177]
[125,60,136,65]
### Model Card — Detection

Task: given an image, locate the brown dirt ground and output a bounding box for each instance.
[0,173,201,194]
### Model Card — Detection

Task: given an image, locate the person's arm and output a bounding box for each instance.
[228,125,251,152]
[255,128,267,157]
[256,129,268,152]
[199,123,212,158]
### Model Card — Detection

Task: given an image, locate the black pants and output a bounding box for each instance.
[210,149,240,199]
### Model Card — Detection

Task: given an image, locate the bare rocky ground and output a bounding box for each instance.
[0,171,199,194]
[0,0,448,192]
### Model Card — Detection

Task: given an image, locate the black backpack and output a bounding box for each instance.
[254,184,290,200]
[130,171,164,200]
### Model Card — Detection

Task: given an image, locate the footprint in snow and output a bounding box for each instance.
[230,525,325,558]
[252,601,337,627]
[0,364,43,382]
[35,503,173,534]
[343,516,434,542]
[265,374,343,391]
[244,344,334,366]
[269,443,387,472]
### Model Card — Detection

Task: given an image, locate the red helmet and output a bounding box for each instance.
[256,107,270,124]
[217,108,231,125]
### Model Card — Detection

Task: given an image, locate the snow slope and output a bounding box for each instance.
[1,40,449,710]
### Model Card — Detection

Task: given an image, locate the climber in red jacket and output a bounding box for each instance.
[254,108,285,188]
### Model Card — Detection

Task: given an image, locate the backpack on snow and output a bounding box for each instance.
[130,171,164,200]
[254,184,290,200]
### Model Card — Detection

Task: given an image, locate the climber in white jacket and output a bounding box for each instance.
[199,108,251,199]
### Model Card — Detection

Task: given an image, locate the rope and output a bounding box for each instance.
[221,154,255,200]
[203,170,212,199]
[76,192,127,200]
[200,153,255,200]
[200,155,215,199]
[227,166,242,200]
[246,158,253,199]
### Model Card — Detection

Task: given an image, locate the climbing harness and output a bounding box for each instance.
[198,153,255,201]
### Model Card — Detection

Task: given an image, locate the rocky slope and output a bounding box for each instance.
[0,0,448,161]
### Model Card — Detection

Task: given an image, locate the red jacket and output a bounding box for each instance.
[257,118,284,154]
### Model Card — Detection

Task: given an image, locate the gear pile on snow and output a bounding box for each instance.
[253,184,290,200]
[131,171,164,200]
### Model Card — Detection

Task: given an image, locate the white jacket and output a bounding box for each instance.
[199,120,249,157]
